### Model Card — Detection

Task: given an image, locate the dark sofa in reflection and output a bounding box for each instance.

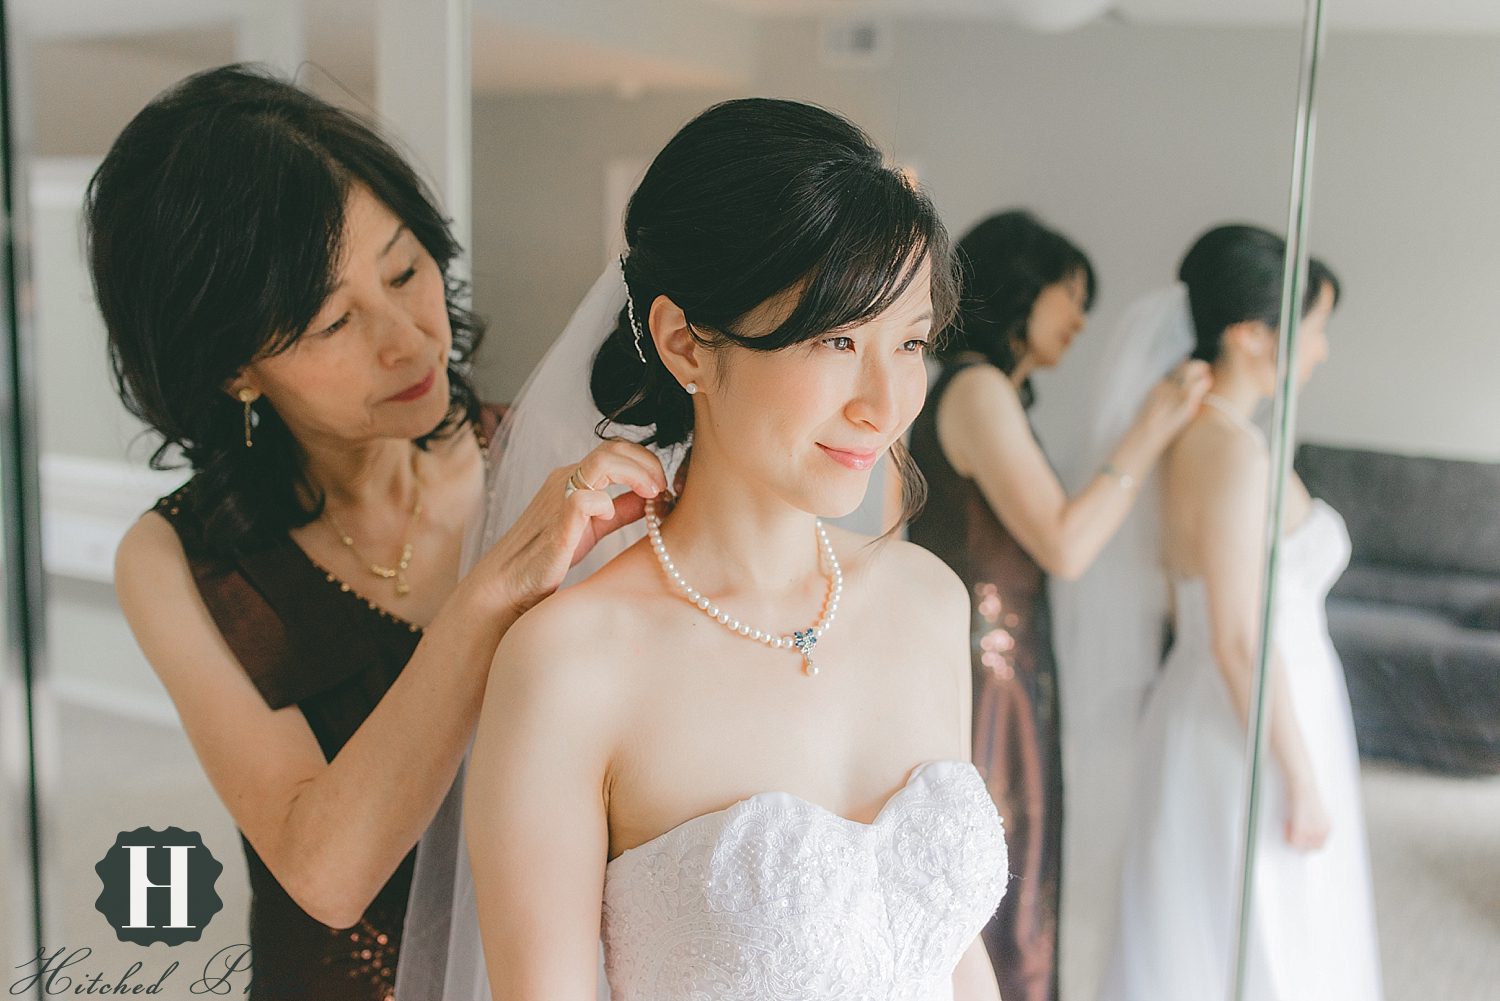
[1296,443,1500,776]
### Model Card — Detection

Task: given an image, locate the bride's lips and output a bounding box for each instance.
[386,369,436,403]
[818,443,881,471]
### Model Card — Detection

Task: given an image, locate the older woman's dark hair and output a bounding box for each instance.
[87,63,483,556]
[591,97,957,523]
[1178,223,1340,362]
[939,210,1096,409]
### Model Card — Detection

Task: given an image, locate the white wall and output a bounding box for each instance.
[469,89,738,400]
[1296,30,1500,462]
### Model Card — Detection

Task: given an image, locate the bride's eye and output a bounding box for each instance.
[902,338,929,353]
[822,335,855,352]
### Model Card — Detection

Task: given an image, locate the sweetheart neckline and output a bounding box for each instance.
[605,758,979,868]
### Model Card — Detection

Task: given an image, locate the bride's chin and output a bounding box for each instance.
[805,484,870,521]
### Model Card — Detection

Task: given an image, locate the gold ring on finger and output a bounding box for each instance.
[565,466,595,498]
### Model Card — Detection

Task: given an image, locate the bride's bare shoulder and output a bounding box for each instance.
[491,543,661,689]
[1168,413,1270,498]
[827,526,968,628]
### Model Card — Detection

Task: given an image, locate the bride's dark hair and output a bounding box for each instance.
[1178,223,1340,362]
[591,98,958,522]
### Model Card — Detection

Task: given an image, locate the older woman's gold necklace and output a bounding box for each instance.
[324,483,423,598]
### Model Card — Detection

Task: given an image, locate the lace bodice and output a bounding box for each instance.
[600,759,1008,1000]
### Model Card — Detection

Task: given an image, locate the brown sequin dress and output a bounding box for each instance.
[150,417,497,1001]
[907,359,1061,1001]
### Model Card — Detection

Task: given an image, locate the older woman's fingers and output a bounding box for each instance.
[573,442,668,499]
[561,486,645,567]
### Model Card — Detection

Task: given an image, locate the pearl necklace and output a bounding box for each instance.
[643,499,842,676]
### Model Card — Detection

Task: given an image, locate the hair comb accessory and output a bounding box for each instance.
[620,254,647,364]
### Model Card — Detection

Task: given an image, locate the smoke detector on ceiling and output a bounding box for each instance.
[819,17,891,68]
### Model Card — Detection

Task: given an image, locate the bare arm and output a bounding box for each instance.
[115,442,665,928]
[954,937,1003,1001]
[1192,435,1327,848]
[938,362,1207,580]
[920,549,1003,1001]
[464,601,620,1000]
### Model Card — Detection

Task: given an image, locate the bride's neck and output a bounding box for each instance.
[660,452,827,595]
[1205,362,1264,419]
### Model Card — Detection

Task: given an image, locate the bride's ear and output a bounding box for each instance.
[649,295,710,394]
[1223,320,1273,358]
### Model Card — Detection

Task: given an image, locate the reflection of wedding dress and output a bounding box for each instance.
[600,759,1010,1000]
[1101,499,1383,1000]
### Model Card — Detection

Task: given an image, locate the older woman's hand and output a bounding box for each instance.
[1142,358,1213,440]
[469,439,668,618]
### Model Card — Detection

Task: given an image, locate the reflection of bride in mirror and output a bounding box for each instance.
[451,99,1009,999]
[1101,225,1382,1000]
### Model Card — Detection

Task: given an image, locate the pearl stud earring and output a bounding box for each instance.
[686,382,698,395]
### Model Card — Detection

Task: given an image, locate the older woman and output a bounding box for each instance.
[91,64,663,1000]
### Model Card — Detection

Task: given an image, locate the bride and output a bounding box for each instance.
[452,99,1007,999]
[1100,225,1382,1000]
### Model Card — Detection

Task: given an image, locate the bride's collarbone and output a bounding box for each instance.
[592,562,960,859]
[598,533,936,665]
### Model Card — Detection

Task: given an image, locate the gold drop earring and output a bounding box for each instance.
[238,388,259,448]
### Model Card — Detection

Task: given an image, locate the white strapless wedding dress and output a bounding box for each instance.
[1101,499,1383,1000]
[600,759,1009,1000]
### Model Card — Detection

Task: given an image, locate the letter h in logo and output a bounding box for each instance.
[125,844,194,929]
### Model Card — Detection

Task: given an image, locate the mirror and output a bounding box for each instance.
[0,0,1327,998]
[1243,2,1500,999]
[465,4,1315,999]
[2,0,471,993]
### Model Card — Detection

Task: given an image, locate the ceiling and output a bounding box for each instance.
[17,0,1500,37]
[12,0,1500,104]
[703,0,1500,32]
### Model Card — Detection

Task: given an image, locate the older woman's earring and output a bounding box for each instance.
[238,388,259,448]
[686,382,698,395]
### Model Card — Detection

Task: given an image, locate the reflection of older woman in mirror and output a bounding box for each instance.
[90,66,666,999]
[1103,225,1382,1000]
[906,211,1210,1001]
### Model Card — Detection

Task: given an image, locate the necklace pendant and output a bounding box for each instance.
[394,572,410,597]
[792,629,819,677]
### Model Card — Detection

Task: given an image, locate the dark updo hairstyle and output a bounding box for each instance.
[87,63,484,557]
[1178,223,1340,363]
[939,209,1096,410]
[591,97,958,523]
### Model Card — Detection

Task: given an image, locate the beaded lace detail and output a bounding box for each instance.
[601,760,1009,1000]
